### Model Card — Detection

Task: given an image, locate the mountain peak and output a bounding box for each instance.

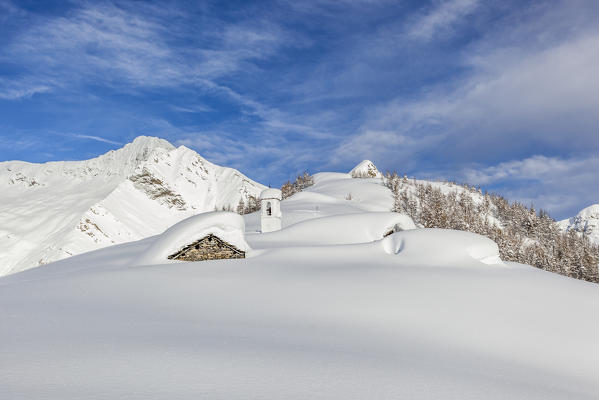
[128,135,175,150]
[96,136,175,177]
[118,136,175,159]
[559,204,599,244]
[576,204,599,219]
[349,160,382,178]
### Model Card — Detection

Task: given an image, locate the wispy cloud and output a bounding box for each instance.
[73,134,122,145]
[460,155,599,218]
[3,3,289,94]
[407,0,479,41]
[0,78,51,100]
[0,136,40,150]
[0,0,23,20]
[462,155,599,186]
[0,1,320,151]
[169,104,214,113]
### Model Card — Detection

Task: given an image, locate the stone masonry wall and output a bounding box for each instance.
[169,235,245,261]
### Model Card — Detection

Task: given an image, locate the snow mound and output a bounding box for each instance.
[137,212,250,265]
[261,188,282,200]
[383,228,503,266]
[349,160,382,178]
[247,212,415,248]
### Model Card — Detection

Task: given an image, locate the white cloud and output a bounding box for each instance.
[350,30,599,165]
[460,155,599,218]
[327,2,599,217]
[332,130,416,167]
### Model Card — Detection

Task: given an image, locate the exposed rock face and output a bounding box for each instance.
[168,234,245,261]
[129,168,187,210]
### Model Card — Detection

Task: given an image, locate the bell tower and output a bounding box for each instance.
[260,188,282,233]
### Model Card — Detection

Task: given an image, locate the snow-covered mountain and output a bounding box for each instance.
[0,136,266,276]
[2,172,598,399]
[558,204,599,244]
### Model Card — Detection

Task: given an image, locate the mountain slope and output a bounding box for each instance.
[558,204,599,244]
[0,136,265,276]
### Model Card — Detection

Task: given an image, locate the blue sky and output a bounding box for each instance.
[1,0,598,219]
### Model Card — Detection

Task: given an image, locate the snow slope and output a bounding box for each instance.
[559,204,599,244]
[0,136,265,276]
[1,173,598,399]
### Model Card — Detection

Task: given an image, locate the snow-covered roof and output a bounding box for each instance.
[138,211,250,264]
[261,188,282,200]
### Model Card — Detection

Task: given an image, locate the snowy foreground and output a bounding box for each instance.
[1,173,599,399]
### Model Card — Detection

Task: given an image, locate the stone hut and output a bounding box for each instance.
[137,211,251,265]
[167,234,245,261]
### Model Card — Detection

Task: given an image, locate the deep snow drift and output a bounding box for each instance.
[1,171,598,400]
[0,136,265,276]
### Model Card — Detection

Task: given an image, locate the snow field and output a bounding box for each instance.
[1,220,598,399]
[1,158,598,399]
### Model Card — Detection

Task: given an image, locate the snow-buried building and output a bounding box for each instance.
[138,211,250,264]
[167,234,245,261]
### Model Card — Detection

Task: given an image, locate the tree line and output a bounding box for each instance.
[385,172,599,283]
